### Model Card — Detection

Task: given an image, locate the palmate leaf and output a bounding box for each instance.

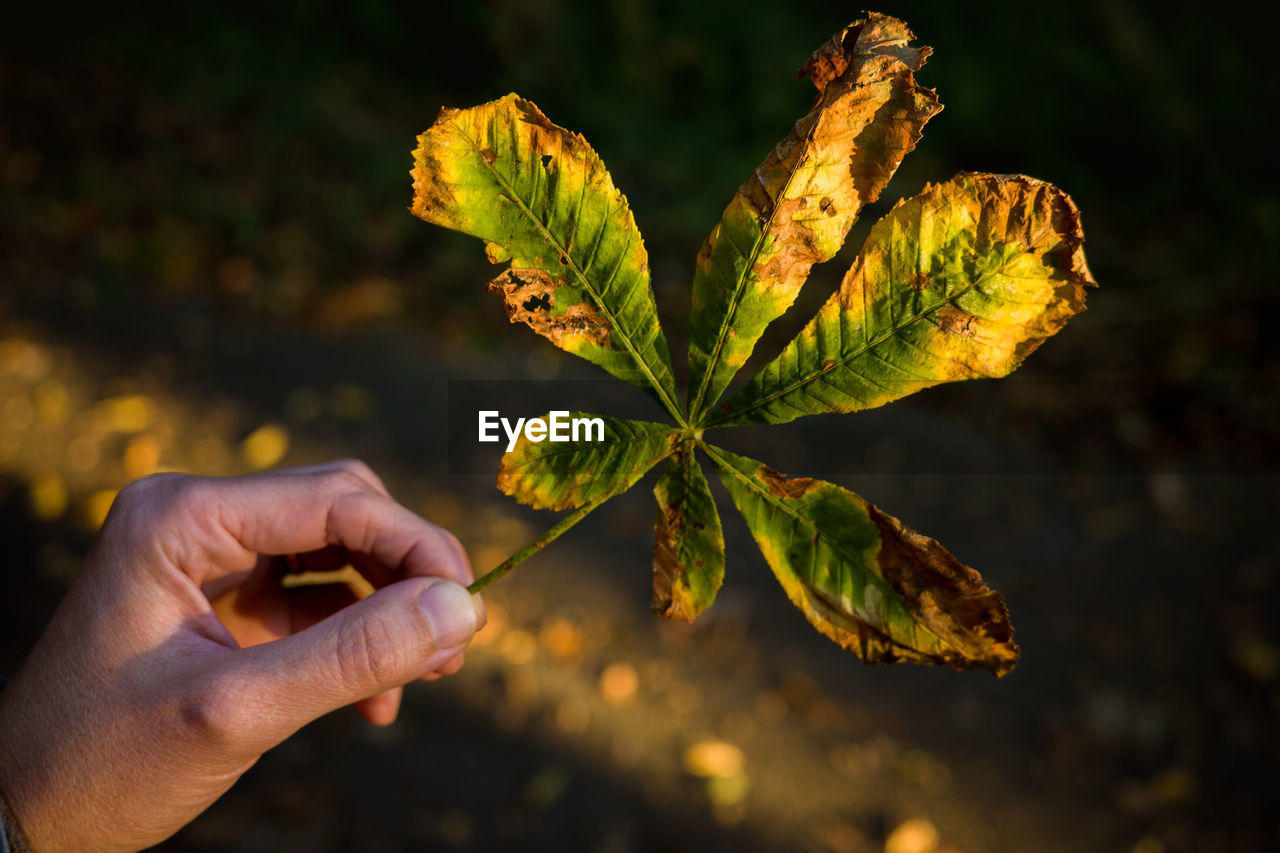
[410,13,1097,679]
[497,413,675,511]
[411,95,681,420]
[686,13,941,419]
[651,439,725,621]
[705,444,1018,675]
[712,172,1096,426]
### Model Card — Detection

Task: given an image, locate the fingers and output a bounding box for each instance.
[117,463,471,588]
[432,650,466,678]
[355,687,403,726]
[230,577,482,742]
[417,650,464,682]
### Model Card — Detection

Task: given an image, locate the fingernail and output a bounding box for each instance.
[419,580,478,649]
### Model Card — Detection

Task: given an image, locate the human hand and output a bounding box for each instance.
[0,460,484,852]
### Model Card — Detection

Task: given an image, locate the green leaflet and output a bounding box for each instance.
[686,13,940,420]
[711,172,1096,426]
[497,412,675,511]
[411,94,681,421]
[705,444,1018,675]
[651,440,725,621]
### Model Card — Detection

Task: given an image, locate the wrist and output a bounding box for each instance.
[0,783,33,853]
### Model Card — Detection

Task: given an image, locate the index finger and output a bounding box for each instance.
[121,467,473,588]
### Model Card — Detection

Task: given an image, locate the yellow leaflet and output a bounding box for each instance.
[715,172,1096,426]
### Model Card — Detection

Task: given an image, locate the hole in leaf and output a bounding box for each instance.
[522,293,551,312]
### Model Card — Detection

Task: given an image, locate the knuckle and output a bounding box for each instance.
[326,488,380,551]
[164,476,212,518]
[440,529,470,570]
[440,528,464,554]
[336,612,403,691]
[436,526,470,566]
[179,672,252,747]
[108,473,205,537]
[114,472,181,511]
[332,458,379,486]
[326,467,377,497]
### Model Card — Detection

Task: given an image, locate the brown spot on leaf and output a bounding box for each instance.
[479,148,496,165]
[938,305,978,338]
[910,272,930,291]
[758,465,817,499]
[651,499,699,622]
[865,504,1019,675]
[803,584,966,670]
[798,13,932,93]
[754,198,820,289]
[488,268,610,348]
[651,445,723,623]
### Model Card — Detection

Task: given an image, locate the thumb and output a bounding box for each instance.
[235,577,481,740]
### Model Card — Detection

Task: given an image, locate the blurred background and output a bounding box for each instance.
[1,1,1276,850]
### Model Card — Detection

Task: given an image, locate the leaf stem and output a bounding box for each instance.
[467,500,603,595]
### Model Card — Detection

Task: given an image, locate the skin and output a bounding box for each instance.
[0,460,486,852]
